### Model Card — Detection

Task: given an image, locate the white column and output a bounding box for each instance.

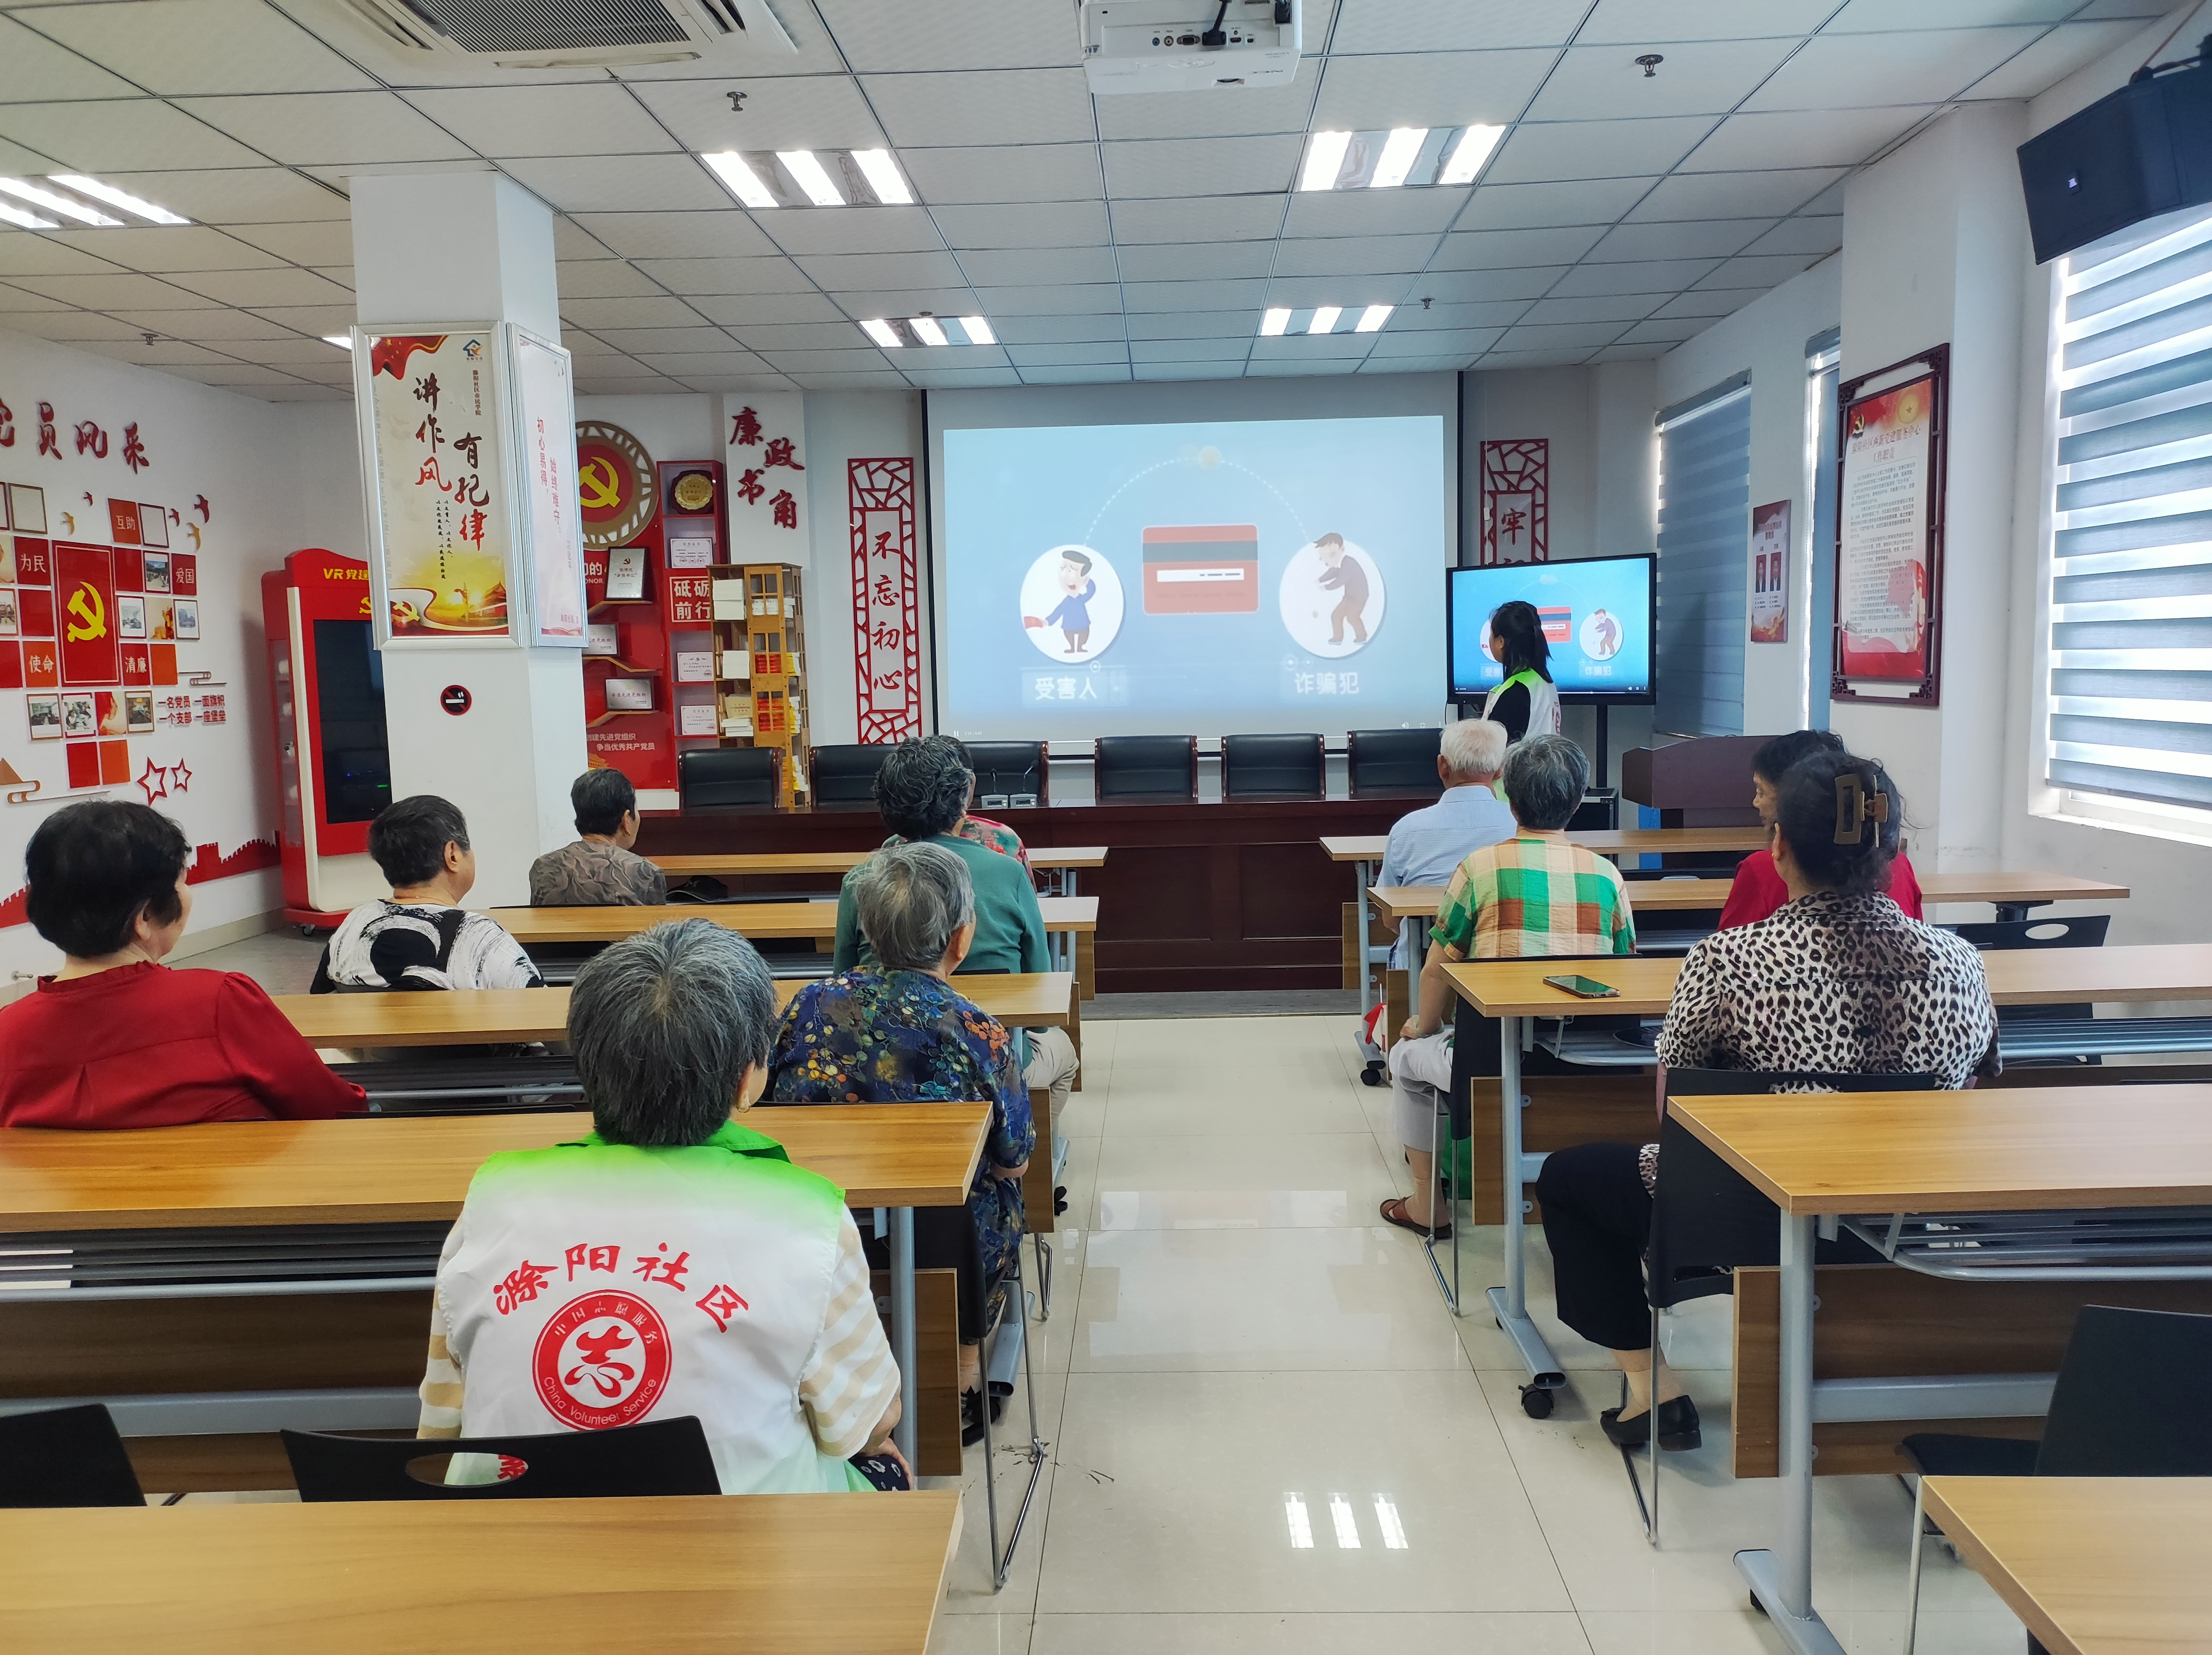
[349,172,585,906]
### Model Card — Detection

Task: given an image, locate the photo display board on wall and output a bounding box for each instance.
[1833,345,1948,705]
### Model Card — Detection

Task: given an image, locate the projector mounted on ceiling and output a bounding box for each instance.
[331,0,796,69]
[1080,0,1300,95]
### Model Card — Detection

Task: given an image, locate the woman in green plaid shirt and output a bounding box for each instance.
[1380,735,1634,1238]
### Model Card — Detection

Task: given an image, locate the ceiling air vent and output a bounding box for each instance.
[332,0,795,66]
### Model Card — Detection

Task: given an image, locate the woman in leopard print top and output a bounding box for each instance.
[1535,750,1998,1454]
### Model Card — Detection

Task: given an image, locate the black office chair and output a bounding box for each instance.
[1347,727,1443,798]
[967,740,1048,809]
[677,746,777,810]
[1632,1069,1936,1540]
[281,1417,721,1502]
[1949,914,2111,1035]
[1900,1305,2212,1655]
[811,743,894,809]
[0,1403,145,1507]
[1221,733,1323,800]
[1095,735,1197,802]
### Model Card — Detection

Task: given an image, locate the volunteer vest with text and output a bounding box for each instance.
[439,1125,854,1494]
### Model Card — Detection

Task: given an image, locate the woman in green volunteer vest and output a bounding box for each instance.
[1481,599,1561,744]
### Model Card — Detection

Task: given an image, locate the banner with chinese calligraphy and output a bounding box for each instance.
[355,326,518,645]
[1480,439,1548,565]
[724,391,806,562]
[850,457,920,744]
[1834,348,1947,704]
[511,327,586,647]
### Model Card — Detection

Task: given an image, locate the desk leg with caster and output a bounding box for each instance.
[1485,1013,1566,1417]
[1354,861,1377,1018]
[889,1205,917,1466]
[1735,1211,1845,1655]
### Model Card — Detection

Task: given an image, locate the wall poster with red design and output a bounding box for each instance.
[850,457,921,744]
[1833,345,1947,705]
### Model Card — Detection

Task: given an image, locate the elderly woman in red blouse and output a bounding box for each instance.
[0,800,364,1127]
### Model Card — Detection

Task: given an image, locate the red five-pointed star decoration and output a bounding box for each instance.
[169,762,192,793]
[138,758,169,804]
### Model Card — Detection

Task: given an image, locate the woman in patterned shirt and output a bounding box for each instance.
[1536,750,1997,1453]
[768,841,1034,1433]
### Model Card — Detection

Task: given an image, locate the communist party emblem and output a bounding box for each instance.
[574,420,655,550]
[54,543,121,686]
[65,582,106,642]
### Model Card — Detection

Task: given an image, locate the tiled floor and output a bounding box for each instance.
[928,1013,2030,1655]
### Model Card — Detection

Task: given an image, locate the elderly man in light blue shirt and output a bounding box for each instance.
[1376,719,1514,966]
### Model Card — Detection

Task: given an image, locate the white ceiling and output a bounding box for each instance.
[0,0,2176,400]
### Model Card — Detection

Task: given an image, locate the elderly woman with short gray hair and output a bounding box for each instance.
[417,919,910,1492]
[1378,735,1637,1240]
[771,841,1034,1430]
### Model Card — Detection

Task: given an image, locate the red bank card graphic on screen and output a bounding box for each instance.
[1537,606,1571,644]
[1142,524,1259,614]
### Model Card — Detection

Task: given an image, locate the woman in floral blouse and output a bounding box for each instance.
[768,841,1033,1430]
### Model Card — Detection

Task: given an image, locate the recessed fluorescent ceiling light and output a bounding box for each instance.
[47,174,187,225]
[1308,305,1342,335]
[0,177,121,226]
[860,318,902,347]
[1299,131,1352,192]
[958,316,994,345]
[1370,128,1428,190]
[702,151,777,208]
[1259,306,1292,336]
[850,148,912,206]
[1437,124,1505,186]
[910,316,948,346]
[778,150,844,207]
[322,335,352,348]
[0,200,58,230]
[1355,304,1392,333]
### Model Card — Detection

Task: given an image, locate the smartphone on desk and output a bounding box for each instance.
[1543,974,1619,999]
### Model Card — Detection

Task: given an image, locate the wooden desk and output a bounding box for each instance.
[653,845,1107,878]
[1670,1087,2212,1655]
[275,972,1078,1048]
[1322,825,1771,865]
[0,1490,962,1654]
[1920,1477,2212,1655]
[1373,869,2132,923]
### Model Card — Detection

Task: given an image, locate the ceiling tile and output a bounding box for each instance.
[1743,29,2046,110]
[1429,226,1604,269]
[724,322,872,351]
[634,351,775,375]
[623,76,888,153]
[1313,49,1557,128]
[819,286,977,315]
[903,367,1024,386]
[956,246,1119,285]
[968,281,1123,315]
[1651,287,1759,319]
[1332,0,1586,51]
[1585,218,1769,260]
[504,154,731,213]
[553,260,669,300]
[1627,167,1844,221]
[573,212,782,259]
[758,347,902,371]
[861,68,1094,148]
[38,225,284,273]
[672,374,802,392]
[1280,187,1469,236]
[1094,58,1320,141]
[774,369,908,387]
[758,205,948,256]
[1125,309,1263,339]
[1519,294,1667,325]
[1270,234,1440,276]
[1590,339,1680,359]
[1132,360,1248,379]
[791,249,965,287]
[0,100,266,171]
[1251,333,1374,360]
[559,296,706,329]
[1576,0,1837,42]
[162,266,353,306]
[1616,316,1711,343]
[1458,177,1656,230]
[1264,272,1420,306]
[0,15,143,101]
[1549,257,1721,296]
[1111,194,1285,243]
[248,303,361,333]
[1695,252,1824,288]
[402,86,678,159]
[666,292,844,329]
[815,0,1082,72]
[0,239,131,276]
[1485,116,1720,184]
[992,315,1127,344]
[1018,364,1135,382]
[590,326,735,353]
[1122,277,1271,311]
[1249,356,1363,374]
[10,270,212,308]
[932,201,1111,249]
[112,306,298,340]
[1739,216,1843,257]
[1366,327,1501,356]
[229,335,355,364]
[1527,38,1803,121]
[901,143,1103,204]
[1418,266,1564,302]
[553,218,614,260]
[1115,242,1277,281]
[630,255,821,293]
[1132,337,1251,363]
[1495,320,1630,349]
[226,221,356,265]
[26,0,379,95]
[1,306,177,339]
[1392,299,1530,328]
[0,283,73,312]
[1006,343,1134,368]
[174,92,475,166]
[85,167,349,226]
[1101,135,1302,198]
[1964,20,2150,101]
[1824,0,2074,28]
[1678,105,1939,172]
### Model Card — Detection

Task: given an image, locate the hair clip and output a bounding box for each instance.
[1833,773,1889,844]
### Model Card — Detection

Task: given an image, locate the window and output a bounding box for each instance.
[2047,204,2212,817]
[1654,374,1752,736]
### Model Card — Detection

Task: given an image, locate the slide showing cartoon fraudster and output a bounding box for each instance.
[942,415,1444,736]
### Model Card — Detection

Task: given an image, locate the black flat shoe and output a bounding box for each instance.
[1601,1394,1701,1451]
[960,1388,1008,1447]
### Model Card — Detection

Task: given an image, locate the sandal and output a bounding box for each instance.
[1379,1195,1450,1241]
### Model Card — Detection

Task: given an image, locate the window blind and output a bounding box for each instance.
[2049,204,2212,812]
[1655,379,1752,736]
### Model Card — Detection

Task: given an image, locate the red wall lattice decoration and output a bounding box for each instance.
[849,457,922,745]
[1479,438,1549,566]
